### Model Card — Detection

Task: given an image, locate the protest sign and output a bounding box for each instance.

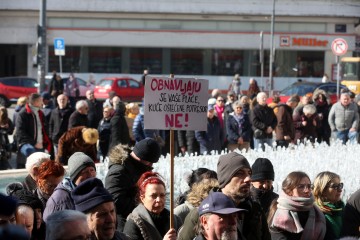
[144,76,209,131]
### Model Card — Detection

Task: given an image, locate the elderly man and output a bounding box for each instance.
[15,204,34,236]
[195,192,245,240]
[328,91,359,144]
[179,152,270,240]
[68,100,89,129]
[16,93,52,157]
[46,210,91,240]
[72,178,129,240]
[105,138,161,231]
[49,94,73,153]
[22,152,51,192]
[86,90,103,129]
[43,152,96,221]
[250,92,277,151]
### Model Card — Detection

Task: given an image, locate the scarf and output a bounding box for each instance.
[316,200,344,238]
[233,113,245,136]
[215,105,225,128]
[271,190,326,240]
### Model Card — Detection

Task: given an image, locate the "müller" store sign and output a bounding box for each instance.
[280,36,329,47]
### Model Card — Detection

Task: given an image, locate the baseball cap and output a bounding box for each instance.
[198,192,246,216]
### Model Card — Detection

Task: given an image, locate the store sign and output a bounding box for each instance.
[144,76,209,131]
[280,36,328,47]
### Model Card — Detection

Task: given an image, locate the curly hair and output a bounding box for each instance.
[187,178,219,207]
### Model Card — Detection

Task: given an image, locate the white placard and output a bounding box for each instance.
[144,76,209,131]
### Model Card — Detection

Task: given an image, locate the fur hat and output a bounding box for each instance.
[251,158,275,181]
[82,128,99,145]
[217,152,251,189]
[68,152,96,183]
[71,178,113,213]
[133,138,161,163]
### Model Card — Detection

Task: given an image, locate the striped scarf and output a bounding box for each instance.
[271,190,326,240]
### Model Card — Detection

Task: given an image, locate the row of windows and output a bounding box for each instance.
[48,18,327,33]
[48,46,325,77]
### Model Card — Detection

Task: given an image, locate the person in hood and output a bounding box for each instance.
[105,138,161,231]
[109,101,130,150]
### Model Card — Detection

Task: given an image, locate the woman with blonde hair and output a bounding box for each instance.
[268,171,326,240]
[174,178,218,223]
[313,171,344,240]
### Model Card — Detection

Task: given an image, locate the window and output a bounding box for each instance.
[1,78,21,86]
[128,79,140,88]
[171,49,203,75]
[212,50,243,75]
[117,80,127,88]
[22,78,38,88]
[129,48,162,74]
[98,79,113,87]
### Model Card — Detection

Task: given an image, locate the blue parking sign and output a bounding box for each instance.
[54,38,65,56]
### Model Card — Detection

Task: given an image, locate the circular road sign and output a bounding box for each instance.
[331,38,348,56]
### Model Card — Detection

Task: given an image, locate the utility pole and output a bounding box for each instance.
[37,0,46,93]
[269,0,275,96]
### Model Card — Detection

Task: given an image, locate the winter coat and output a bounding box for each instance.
[226,112,252,143]
[178,195,271,240]
[109,105,130,150]
[86,99,103,129]
[56,126,97,164]
[195,116,223,155]
[250,186,278,216]
[314,100,331,143]
[293,112,317,143]
[48,76,64,98]
[65,78,79,97]
[16,104,52,153]
[49,106,73,144]
[104,146,153,231]
[275,104,295,141]
[340,188,360,238]
[43,178,75,221]
[328,101,359,132]
[68,111,88,129]
[174,200,195,223]
[123,204,182,240]
[21,174,38,193]
[98,118,112,157]
[177,130,199,155]
[132,113,157,142]
[250,104,277,139]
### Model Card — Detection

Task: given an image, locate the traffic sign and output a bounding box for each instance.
[331,38,348,56]
[54,38,65,56]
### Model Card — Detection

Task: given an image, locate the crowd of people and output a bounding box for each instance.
[0,73,359,239]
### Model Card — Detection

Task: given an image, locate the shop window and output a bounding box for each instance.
[211,50,243,75]
[170,49,203,75]
[48,46,81,73]
[129,48,162,74]
[88,47,121,73]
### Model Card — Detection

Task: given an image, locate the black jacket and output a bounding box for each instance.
[86,99,103,129]
[250,104,277,139]
[49,106,73,144]
[109,104,130,150]
[340,188,360,238]
[226,113,252,143]
[177,130,199,155]
[250,186,278,216]
[68,111,88,129]
[105,146,152,231]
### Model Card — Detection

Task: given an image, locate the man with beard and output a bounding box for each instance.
[195,192,245,240]
[178,152,271,240]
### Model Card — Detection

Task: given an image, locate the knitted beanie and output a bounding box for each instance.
[251,158,275,181]
[68,152,96,183]
[71,178,113,213]
[133,138,161,163]
[217,152,251,189]
[0,193,17,216]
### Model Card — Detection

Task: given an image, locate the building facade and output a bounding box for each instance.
[0,0,359,90]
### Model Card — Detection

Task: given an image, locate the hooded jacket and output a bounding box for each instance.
[104,145,153,231]
[109,102,130,149]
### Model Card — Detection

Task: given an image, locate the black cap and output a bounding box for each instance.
[133,138,161,163]
[251,158,275,181]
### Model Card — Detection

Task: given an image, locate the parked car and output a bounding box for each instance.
[45,75,92,98]
[0,77,39,107]
[94,77,144,102]
[267,82,349,105]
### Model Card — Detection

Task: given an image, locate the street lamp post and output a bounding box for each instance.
[37,0,47,93]
[269,0,275,96]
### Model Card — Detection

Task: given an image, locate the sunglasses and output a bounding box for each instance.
[296,184,314,191]
[328,183,344,191]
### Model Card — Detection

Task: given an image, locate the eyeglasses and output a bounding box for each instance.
[296,184,314,191]
[217,99,224,102]
[328,183,344,191]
